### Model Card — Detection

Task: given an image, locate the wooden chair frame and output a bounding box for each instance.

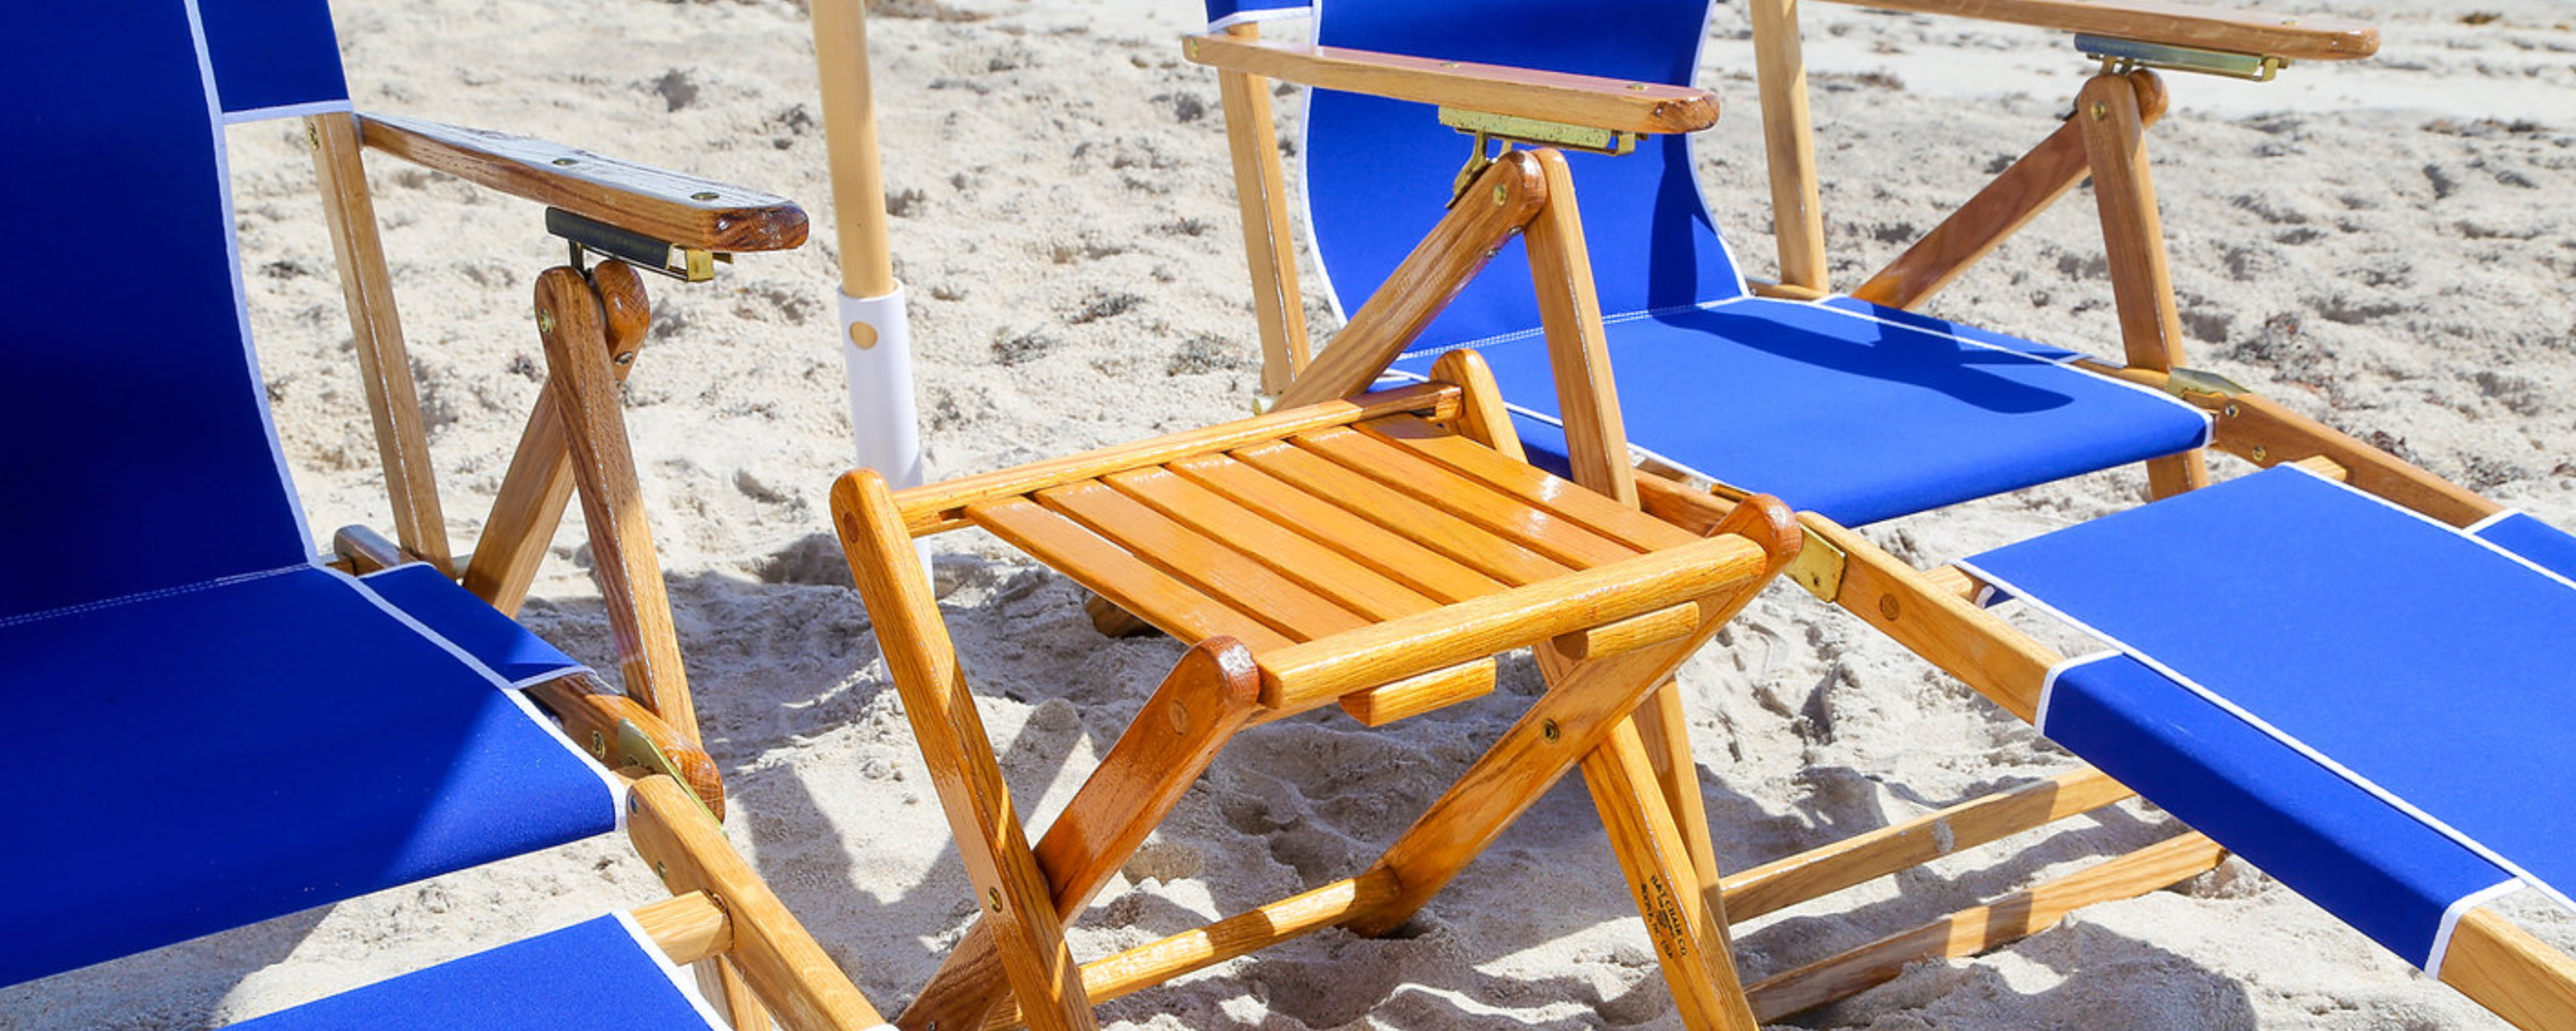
[306,109,810,743]
[298,107,810,1027]
[833,150,1823,1031]
[1185,0,2378,500]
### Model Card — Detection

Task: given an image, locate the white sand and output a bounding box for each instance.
[9,1,2575,1028]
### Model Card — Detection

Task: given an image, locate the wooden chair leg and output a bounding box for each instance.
[1583,718,1760,1031]
[465,260,654,615]
[535,264,696,735]
[699,957,776,1031]
[896,640,1262,1031]
[2075,69,2207,499]
[835,470,1098,1031]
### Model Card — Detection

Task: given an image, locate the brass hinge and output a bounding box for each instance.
[2077,35,2289,82]
[545,207,729,282]
[617,720,718,822]
[1784,525,1848,602]
[1438,107,1637,204]
[2159,366,2249,401]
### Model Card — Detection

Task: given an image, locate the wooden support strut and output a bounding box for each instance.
[533,266,696,736]
[2074,69,2208,499]
[309,111,453,571]
[835,470,1098,1031]
[1747,0,1828,294]
[466,259,654,615]
[1213,23,1313,400]
[896,640,1263,1031]
[1852,71,2169,310]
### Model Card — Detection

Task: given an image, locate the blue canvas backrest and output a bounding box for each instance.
[1208,0,1744,354]
[0,1,351,621]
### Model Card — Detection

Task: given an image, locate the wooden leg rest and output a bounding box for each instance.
[526,671,725,820]
[1744,832,2227,1021]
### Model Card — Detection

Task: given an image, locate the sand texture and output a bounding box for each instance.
[8,0,2575,1028]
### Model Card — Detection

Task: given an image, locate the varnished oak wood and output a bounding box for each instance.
[895,382,1459,535]
[1748,0,1828,293]
[1817,0,2376,60]
[1232,440,1573,585]
[466,260,653,615]
[536,267,696,735]
[1744,832,2227,1020]
[2204,391,2499,526]
[1553,602,1702,661]
[1185,33,1718,137]
[524,670,724,818]
[1293,427,1638,568]
[1214,23,1313,397]
[984,873,1406,1031]
[835,472,1097,1031]
[1721,768,2133,921]
[1584,719,1761,1031]
[1037,480,1371,642]
[361,112,807,253]
[1852,71,2167,310]
[2075,71,2208,498]
[810,0,896,297]
[309,111,451,569]
[2442,907,2576,1031]
[1337,661,1499,725]
[971,495,1296,654]
[1348,497,1800,935]
[330,524,411,575]
[1430,349,1524,460]
[633,890,730,965]
[1524,149,1640,506]
[1105,467,1440,621]
[898,641,1262,1031]
[1169,452,1508,602]
[1360,416,1699,552]
[1258,534,1765,710]
[627,776,890,1031]
[1274,156,1551,410]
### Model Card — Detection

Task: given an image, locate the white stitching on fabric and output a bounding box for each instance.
[2426,880,2525,976]
[0,565,305,630]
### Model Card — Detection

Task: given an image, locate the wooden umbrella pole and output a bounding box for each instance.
[812,0,925,486]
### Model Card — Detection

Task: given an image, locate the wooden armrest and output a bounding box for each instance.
[1184,32,1717,136]
[1817,0,2376,61]
[358,112,809,253]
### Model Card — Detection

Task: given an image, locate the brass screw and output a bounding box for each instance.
[2224,403,2240,418]
[1542,719,1561,744]
[1440,61,1460,68]
[628,792,641,815]
[1491,184,1507,206]
[552,157,578,167]
[538,309,558,336]
[305,122,320,149]
[1628,83,1650,91]
[2089,101,2109,120]
[987,888,1004,912]
[691,191,719,201]
[1186,37,1199,58]
[591,730,607,757]
[655,861,669,879]
[614,350,638,367]
[2251,445,2270,463]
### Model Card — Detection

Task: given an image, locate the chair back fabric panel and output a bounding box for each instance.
[225,915,719,1031]
[197,0,352,119]
[0,1,312,621]
[2475,511,2576,585]
[1304,0,1744,354]
[0,567,613,986]
[1963,466,2576,919]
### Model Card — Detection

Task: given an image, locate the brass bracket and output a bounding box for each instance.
[2077,35,2288,82]
[1783,524,1848,602]
[617,719,717,822]
[545,207,728,282]
[1439,107,1637,204]
[2158,366,2249,401]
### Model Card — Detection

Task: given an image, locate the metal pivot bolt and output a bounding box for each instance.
[591,729,607,757]
[1542,719,1562,744]
[537,309,558,337]
[2089,101,2110,120]
[987,887,1004,912]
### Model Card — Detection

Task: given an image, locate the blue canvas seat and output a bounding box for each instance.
[1194,0,2221,527]
[0,5,882,1027]
[1957,465,2576,975]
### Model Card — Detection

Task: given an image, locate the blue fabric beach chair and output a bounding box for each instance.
[1,4,879,1027]
[1174,2,2576,1028]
